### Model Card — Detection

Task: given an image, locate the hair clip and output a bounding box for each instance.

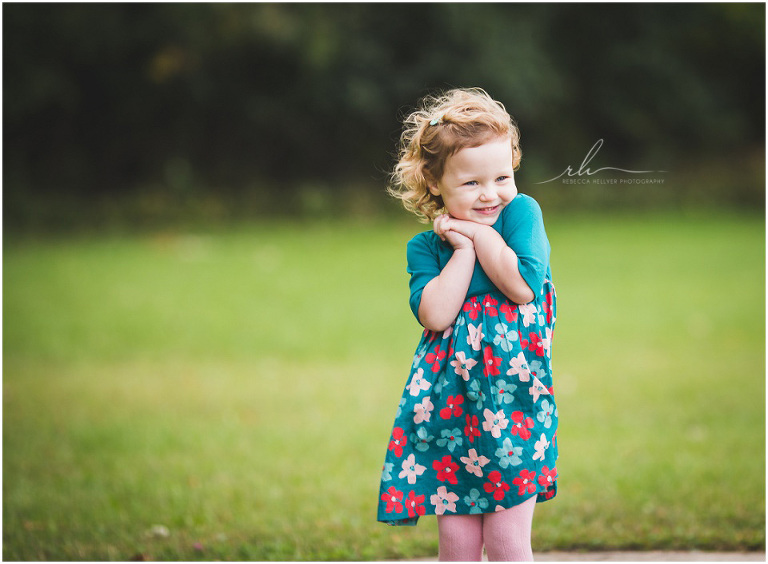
[430,116,443,126]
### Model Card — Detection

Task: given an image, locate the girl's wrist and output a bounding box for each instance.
[452,245,476,256]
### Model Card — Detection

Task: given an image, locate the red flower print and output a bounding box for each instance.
[433,455,460,484]
[538,466,558,488]
[521,332,546,357]
[483,470,510,501]
[381,486,404,513]
[509,411,534,440]
[425,345,447,372]
[462,297,482,320]
[440,394,465,419]
[482,346,502,377]
[388,427,408,457]
[480,295,499,316]
[404,490,426,518]
[543,290,554,324]
[513,469,537,495]
[499,303,518,323]
[464,414,482,443]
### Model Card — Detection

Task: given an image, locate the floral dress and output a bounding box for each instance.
[377,194,558,526]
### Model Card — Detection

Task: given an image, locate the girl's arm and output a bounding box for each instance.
[417,216,477,332]
[441,217,535,305]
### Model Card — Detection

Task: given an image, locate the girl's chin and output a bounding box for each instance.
[471,207,503,223]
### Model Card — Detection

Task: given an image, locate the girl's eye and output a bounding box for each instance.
[496,176,510,183]
[463,180,478,187]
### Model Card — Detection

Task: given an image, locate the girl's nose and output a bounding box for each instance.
[479,183,497,201]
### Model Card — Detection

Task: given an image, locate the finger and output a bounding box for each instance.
[434,215,447,233]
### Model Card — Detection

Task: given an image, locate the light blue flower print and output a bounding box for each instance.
[411,427,435,452]
[528,360,544,382]
[464,488,489,514]
[495,437,523,468]
[433,373,450,395]
[381,462,393,481]
[436,428,463,452]
[466,380,486,410]
[412,343,429,369]
[491,379,517,405]
[492,323,518,352]
[537,399,554,429]
[454,316,466,328]
[396,397,406,418]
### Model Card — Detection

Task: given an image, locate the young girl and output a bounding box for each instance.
[377,88,558,561]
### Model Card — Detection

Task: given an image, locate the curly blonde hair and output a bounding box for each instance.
[388,87,522,222]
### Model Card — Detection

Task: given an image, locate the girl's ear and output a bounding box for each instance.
[426,174,440,196]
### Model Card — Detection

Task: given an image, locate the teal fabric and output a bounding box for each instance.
[378,193,558,526]
[406,194,551,323]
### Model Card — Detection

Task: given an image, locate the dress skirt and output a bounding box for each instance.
[377,282,558,526]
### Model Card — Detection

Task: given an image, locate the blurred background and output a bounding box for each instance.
[3,2,764,231]
[3,3,765,562]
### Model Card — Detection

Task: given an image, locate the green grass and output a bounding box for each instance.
[3,211,765,560]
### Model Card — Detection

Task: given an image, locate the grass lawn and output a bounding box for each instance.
[3,210,765,560]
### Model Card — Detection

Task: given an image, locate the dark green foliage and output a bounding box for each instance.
[3,4,765,230]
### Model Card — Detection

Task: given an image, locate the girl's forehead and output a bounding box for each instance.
[446,138,514,171]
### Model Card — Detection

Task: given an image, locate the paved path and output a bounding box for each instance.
[534,552,765,561]
[397,552,765,562]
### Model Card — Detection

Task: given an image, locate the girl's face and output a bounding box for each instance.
[429,136,518,225]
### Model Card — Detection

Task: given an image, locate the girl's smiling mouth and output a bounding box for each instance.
[474,204,501,215]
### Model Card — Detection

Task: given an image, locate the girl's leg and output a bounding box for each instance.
[482,495,537,562]
[436,513,484,561]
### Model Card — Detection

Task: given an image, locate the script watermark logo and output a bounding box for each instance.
[536,139,666,185]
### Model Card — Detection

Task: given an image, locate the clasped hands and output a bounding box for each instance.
[433,214,489,250]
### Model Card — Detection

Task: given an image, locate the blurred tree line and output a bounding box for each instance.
[3,3,765,231]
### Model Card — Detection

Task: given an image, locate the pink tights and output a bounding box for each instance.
[437,496,536,561]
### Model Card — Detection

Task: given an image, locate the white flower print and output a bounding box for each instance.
[406,368,431,396]
[413,396,434,424]
[450,351,478,381]
[543,327,553,357]
[507,352,531,382]
[529,376,551,403]
[459,448,491,477]
[519,304,537,327]
[399,454,427,485]
[482,408,509,438]
[533,433,550,461]
[430,486,459,515]
[467,323,484,351]
[442,326,453,340]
